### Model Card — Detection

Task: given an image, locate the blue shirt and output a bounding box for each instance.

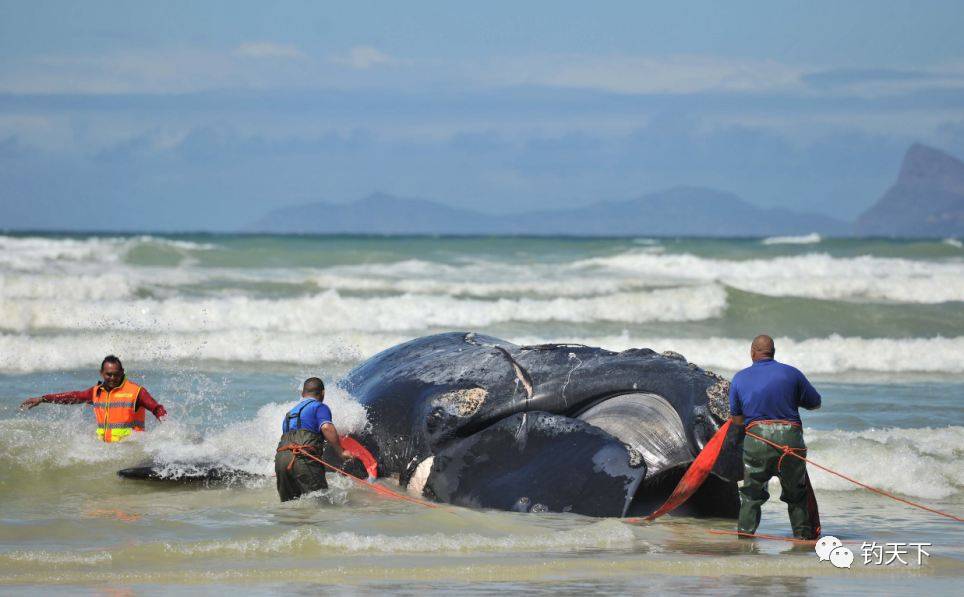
[729,359,821,425]
[281,399,333,434]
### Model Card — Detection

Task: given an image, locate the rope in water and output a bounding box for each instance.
[278,444,441,509]
[744,429,963,523]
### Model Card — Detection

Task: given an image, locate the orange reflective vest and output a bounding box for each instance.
[92,378,146,442]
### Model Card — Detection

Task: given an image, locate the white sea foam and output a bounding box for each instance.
[0,331,398,372]
[0,285,727,334]
[944,238,963,249]
[0,550,113,565]
[3,236,962,305]
[2,331,963,375]
[806,426,964,499]
[761,233,822,245]
[142,392,369,478]
[576,251,964,303]
[0,235,214,271]
[164,519,635,556]
[0,392,369,477]
[511,333,964,375]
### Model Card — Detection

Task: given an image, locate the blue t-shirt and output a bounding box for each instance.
[729,359,821,425]
[282,399,333,434]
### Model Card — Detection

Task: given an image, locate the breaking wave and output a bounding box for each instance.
[2,331,962,374]
[576,251,964,304]
[0,390,369,478]
[806,426,964,499]
[510,334,964,375]
[0,285,728,334]
[761,233,822,245]
[0,235,214,271]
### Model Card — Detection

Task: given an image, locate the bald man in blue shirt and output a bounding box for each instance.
[729,335,822,539]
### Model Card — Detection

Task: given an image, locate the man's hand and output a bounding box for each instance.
[154,404,168,421]
[19,397,43,411]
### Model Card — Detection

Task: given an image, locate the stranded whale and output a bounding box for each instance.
[120,332,741,518]
[340,332,741,518]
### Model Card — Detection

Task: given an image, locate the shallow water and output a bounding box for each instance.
[1,234,962,593]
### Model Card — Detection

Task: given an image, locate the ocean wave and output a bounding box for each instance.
[163,519,635,556]
[0,235,214,271]
[2,331,963,375]
[512,334,964,375]
[806,426,964,499]
[3,236,962,305]
[945,238,963,249]
[761,233,822,245]
[576,251,964,303]
[0,393,369,476]
[0,330,392,372]
[0,550,113,566]
[0,285,727,334]
[142,395,369,479]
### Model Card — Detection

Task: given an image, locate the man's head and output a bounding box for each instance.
[750,335,775,362]
[100,355,125,389]
[302,377,325,400]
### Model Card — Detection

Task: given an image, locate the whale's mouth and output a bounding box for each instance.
[576,392,738,518]
[576,393,692,476]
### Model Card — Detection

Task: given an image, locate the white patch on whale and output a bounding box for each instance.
[407,456,435,497]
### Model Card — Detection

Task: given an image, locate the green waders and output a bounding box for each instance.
[738,421,815,539]
[275,428,327,502]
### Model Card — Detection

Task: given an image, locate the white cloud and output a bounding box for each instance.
[234,42,304,60]
[330,46,396,70]
[488,54,807,95]
[0,47,313,94]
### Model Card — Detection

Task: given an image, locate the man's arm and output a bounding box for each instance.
[728,378,744,423]
[320,423,356,460]
[797,372,822,410]
[135,388,167,420]
[20,388,94,410]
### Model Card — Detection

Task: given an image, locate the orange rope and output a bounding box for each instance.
[745,429,964,524]
[279,444,441,509]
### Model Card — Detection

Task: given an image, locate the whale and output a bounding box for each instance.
[339,332,741,518]
[119,331,741,519]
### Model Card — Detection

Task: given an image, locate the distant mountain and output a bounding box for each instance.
[248,192,499,234]
[497,187,849,236]
[856,144,964,237]
[249,187,850,237]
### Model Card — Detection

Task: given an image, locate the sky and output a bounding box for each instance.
[1,1,964,231]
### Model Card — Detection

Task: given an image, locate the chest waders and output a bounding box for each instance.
[275,400,328,502]
[738,420,817,539]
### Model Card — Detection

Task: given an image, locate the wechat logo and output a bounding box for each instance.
[815,536,853,569]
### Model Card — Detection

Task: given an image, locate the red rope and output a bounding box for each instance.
[279,444,441,509]
[745,429,963,524]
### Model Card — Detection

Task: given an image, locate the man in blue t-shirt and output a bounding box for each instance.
[275,377,356,502]
[729,335,822,539]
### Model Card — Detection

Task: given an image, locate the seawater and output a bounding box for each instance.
[0,233,962,594]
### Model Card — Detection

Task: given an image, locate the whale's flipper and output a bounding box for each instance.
[117,463,259,483]
[423,411,647,517]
